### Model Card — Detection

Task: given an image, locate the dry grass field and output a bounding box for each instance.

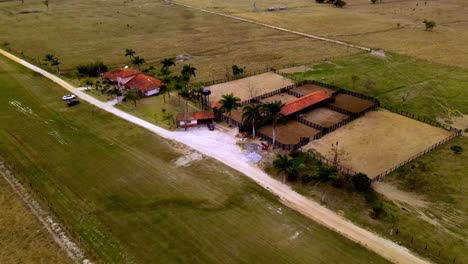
[177,0,468,69]
[0,175,71,263]
[208,72,293,102]
[0,0,359,81]
[305,109,452,178]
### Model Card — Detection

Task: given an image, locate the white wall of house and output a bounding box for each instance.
[144,88,160,97]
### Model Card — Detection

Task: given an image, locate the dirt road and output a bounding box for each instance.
[0,49,430,264]
[172,2,372,52]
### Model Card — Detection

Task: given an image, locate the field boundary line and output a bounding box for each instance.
[0,162,84,264]
[0,48,431,264]
[172,2,372,52]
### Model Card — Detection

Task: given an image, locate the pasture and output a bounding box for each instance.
[0,174,71,263]
[305,109,451,178]
[0,0,359,81]
[177,0,468,69]
[0,53,389,263]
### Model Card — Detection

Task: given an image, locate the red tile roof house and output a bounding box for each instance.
[280,91,332,117]
[102,68,162,97]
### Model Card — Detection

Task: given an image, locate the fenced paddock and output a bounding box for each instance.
[290,83,335,96]
[260,93,297,104]
[329,93,376,114]
[304,109,454,179]
[258,120,321,145]
[300,107,350,128]
[207,72,294,103]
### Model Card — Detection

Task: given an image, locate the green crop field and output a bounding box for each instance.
[0,176,71,263]
[0,55,389,262]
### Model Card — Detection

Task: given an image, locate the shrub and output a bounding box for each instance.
[352,173,372,192]
[423,20,436,31]
[333,0,346,8]
[77,61,108,77]
[231,65,245,76]
[371,201,386,219]
[315,0,325,3]
[450,145,463,154]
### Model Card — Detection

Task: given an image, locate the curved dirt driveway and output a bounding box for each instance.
[0,49,429,264]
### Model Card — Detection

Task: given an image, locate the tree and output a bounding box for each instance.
[160,57,176,69]
[44,54,60,73]
[162,111,175,126]
[42,0,48,10]
[273,154,295,183]
[232,65,245,76]
[333,0,346,8]
[242,104,262,138]
[131,56,145,70]
[125,88,141,107]
[125,49,136,59]
[261,101,285,146]
[352,173,372,192]
[219,93,241,121]
[181,64,196,89]
[423,20,436,31]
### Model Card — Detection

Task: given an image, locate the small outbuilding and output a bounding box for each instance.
[176,111,215,128]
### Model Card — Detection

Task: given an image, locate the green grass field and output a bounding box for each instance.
[0,54,389,262]
[0,176,71,263]
[287,53,468,119]
[286,53,468,263]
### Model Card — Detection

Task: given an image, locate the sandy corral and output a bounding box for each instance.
[300,107,350,128]
[261,93,297,104]
[329,93,376,113]
[291,84,334,96]
[208,72,294,102]
[258,120,321,144]
[304,109,452,178]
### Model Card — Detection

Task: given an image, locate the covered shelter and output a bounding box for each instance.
[176,110,215,128]
[280,91,332,117]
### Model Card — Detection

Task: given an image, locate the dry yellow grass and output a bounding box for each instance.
[176,0,468,69]
[0,0,359,81]
[0,175,70,263]
[304,109,452,178]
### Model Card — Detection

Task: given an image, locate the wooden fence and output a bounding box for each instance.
[200,68,273,87]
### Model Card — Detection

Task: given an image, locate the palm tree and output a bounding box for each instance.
[242,104,261,138]
[125,49,136,59]
[273,154,295,183]
[261,101,285,146]
[131,56,145,70]
[160,57,176,69]
[181,64,196,89]
[125,88,141,107]
[219,93,241,122]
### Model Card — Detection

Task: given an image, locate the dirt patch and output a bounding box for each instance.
[329,93,375,113]
[300,107,350,128]
[438,114,468,136]
[208,72,293,102]
[261,93,297,104]
[174,152,203,167]
[304,109,452,178]
[291,84,334,96]
[258,120,320,144]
